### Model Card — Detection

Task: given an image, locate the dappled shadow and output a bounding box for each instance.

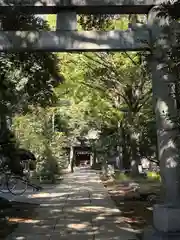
[53,192,137,239]
[111,195,153,233]
[0,201,38,239]
[6,168,138,239]
[99,177,157,237]
[148,7,180,204]
[1,182,74,203]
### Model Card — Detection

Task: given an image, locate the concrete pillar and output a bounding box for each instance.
[144,6,180,240]
[56,11,77,31]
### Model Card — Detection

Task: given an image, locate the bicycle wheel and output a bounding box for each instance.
[7,175,28,195]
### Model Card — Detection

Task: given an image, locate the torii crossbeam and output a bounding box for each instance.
[0,28,149,52]
[0,0,161,14]
[0,0,178,52]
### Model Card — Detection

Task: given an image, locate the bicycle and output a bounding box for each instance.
[0,157,43,196]
[0,155,28,195]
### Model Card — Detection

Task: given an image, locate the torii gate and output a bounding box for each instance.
[0,1,180,239]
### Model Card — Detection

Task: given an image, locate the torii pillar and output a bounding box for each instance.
[144,6,180,240]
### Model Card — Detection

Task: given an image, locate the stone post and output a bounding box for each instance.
[90,148,96,168]
[144,6,180,240]
[90,153,93,167]
[69,146,74,173]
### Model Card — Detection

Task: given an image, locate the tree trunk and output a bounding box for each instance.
[130,137,140,177]
[121,125,131,170]
[116,121,122,169]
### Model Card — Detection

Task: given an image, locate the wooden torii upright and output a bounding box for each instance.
[0,1,180,239]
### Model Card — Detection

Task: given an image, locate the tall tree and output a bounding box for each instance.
[0,12,63,175]
[0,12,63,118]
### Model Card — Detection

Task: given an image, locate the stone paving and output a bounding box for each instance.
[3,168,137,240]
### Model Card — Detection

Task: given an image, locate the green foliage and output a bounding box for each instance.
[0,13,64,177]
[46,13,158,174]
[12,107,68,180]
[147,171,161,182]
[57,50,156,168]
[6,13,159,178]
[114,171,131,181]
[0,13,62,117]
[78,14,113,30]
[5,7,180,180]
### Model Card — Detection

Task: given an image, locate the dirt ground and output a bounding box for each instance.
[100,176,161,234]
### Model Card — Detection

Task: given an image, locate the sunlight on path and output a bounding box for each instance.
[4,168,137,240]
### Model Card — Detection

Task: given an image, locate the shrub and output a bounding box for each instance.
[147,171,161,181]
[114,171,131,181]
[12,107,68,181]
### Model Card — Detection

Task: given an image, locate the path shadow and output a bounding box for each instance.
[0,201,38,239]
[5,168,138,239]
